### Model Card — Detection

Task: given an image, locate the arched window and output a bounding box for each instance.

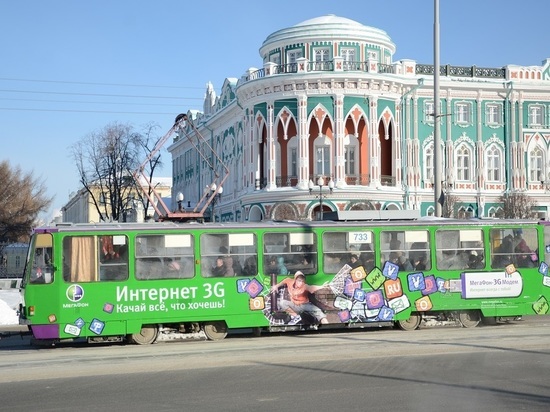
[424,142,434,183]
[529,146,544,182]
[456,144,472,181]
[486,145,502,182]
[315,136,332,177]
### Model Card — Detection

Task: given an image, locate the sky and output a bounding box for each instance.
[1,0,549,223]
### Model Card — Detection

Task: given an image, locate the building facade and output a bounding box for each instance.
[62,177,172,223]
[169,15,550,222]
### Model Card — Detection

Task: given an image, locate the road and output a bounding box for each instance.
[0,317,549,411]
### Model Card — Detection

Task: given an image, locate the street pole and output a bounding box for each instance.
[433,0,443,217]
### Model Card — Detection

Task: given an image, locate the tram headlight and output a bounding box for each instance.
[28,306,35,316]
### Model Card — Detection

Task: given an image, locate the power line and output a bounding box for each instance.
[0,97,201,106]
[0,107,178,115]
[0,88,196,100]
[0,77,205,90]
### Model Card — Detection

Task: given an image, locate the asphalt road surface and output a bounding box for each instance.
[0,317,549,411]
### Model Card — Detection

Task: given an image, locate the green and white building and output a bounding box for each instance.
[169,15,550,222]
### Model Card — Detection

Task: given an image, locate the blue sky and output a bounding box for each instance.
[1,0,548,222]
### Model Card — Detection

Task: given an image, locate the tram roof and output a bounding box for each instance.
[33,217,544,234]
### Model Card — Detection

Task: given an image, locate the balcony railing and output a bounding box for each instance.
[254,174,402,190]
[240,60,506,87]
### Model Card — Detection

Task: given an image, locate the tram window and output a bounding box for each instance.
[381,230,431,271]
[135,234,195,280]
[435,229,484,270]
[62,235,128,282]
[322,231,374,274]
[200,233,257,277]
[490,227,538,269]
[264,232,317,275]
[29,233,53,284]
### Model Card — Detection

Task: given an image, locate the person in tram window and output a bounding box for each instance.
[347,253,362,269]
[212,256,227,277]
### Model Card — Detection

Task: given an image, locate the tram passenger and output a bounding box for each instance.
[515,239,536,268]
[270,271,329,325]
[242,256,257,276]
[347,253,361,269]
[492,235,514,268]
[212,256,228,277]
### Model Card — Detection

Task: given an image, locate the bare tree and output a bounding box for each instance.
[495,192,538,219]
[71,122,161,222]
[133,122,163,220]
[0,160,52,242]
[442,193,461,218]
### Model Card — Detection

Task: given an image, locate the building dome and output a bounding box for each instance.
[259,14,396,60]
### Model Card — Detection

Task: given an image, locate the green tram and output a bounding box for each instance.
[19,218,550,344]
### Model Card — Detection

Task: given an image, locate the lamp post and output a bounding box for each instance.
[205,183,223,222]
[308,176,334,220]
[176,192,184,212]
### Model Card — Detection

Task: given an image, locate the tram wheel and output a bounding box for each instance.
[203,321,228,340]
[396,313,422,331]
[459,310,481,328]
[129,325,158,345]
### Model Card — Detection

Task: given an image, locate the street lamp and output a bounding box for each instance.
[176,192,184,212]
[308,176,334,220]
[205,183,223,222]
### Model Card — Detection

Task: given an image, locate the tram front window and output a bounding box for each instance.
[28,233,53,284]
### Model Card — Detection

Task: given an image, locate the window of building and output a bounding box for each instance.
[529,146,544,182]
[341,47,356,70]
[313,47,330,70]
[424,143,434,183]
[528,104,544,127]
[315,146,331,176]
[345,146,356,175]
[485,103,502,126]
[455,102,472,125]
[290,148,297,177]
[286,49,303,70]
[269,52,281,65]
[424,101,435,123]
[486,145,502,182]
[456,145,472,181]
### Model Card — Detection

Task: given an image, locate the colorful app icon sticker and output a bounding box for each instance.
[366,289,384,310]
[382,260,400,280]
[388,295,411,314]
[103,302,114,313]
[89,318,105,335]
[250,296,265,311]
[237,278,251,293]
[366,266,385,290]
[64,324,81,337]
[533,296,549,315]
[384,278,403,299]
[378,305,395,321]
[422,275,438,295]
[408,272,426,292]
[415,295,433,312]
[245,278,263,298]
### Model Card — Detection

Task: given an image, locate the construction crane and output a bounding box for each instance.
[132,113,230,222]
